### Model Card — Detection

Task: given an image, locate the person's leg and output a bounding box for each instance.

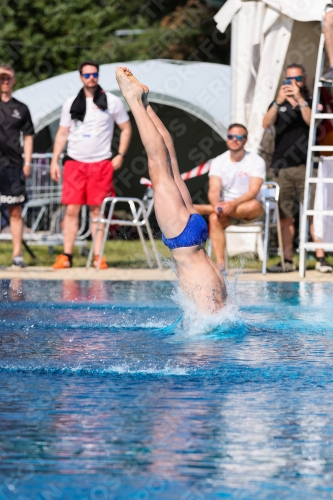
[324,10,333,67]
[145,101,195,212]
[86,159,115,262]
[277,168,297,262]
[309,218,325,258]
[280,217,295,261]
[209,212,228,268]
[307,170,327,261]
[7,205,23,258]
[56,160,87,267]
[2,166,27,261]
[63,204,81,254]
[195,199,262,218]
[194,204,214,215]
[314,247,325,259]
[309,215,332,272]
[116,67,190,239]
[228,199,263,219]
[89,205,105,256]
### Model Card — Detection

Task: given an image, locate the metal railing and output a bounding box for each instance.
[0,154,89,247]
[24,153,63,233]
[86,188,162,270]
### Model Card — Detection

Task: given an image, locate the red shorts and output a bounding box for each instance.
[61,159,116,206]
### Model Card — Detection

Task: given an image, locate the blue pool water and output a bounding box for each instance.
[1,279,333,499]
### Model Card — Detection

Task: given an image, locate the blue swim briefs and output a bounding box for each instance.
[162,214,208,250]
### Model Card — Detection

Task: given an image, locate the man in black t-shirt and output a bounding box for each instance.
[263,63,331,274]
[0,63,34,267]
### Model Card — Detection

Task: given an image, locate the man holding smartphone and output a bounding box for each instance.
[263,63,331,273]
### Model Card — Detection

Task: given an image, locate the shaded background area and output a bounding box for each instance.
[34,103,227,203]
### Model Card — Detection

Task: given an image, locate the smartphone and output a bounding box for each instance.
[283,78,292,85]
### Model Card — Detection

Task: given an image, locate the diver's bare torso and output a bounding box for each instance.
[172,245,227,314]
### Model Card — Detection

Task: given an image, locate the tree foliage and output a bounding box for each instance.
[0,0,230,88]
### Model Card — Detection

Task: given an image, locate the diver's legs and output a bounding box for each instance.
[116,66,190,238]
[145,100,195,213]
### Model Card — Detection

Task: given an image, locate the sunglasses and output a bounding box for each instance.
[227,134,246,141]
[81,72,99,79]
[284,76,303,83]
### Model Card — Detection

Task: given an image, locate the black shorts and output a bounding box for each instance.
[0,166,27,206]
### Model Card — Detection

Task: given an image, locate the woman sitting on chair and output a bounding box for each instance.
[115,67,226,313]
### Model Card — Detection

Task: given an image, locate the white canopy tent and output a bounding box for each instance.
[13,59,230,140]
[214,0,327,152]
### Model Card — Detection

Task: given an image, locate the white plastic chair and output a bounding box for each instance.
[86,187,162,270]
[207,182,285,274]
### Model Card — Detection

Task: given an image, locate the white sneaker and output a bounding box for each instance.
[315,260,333,273]
[320,67,333,83]
[12,256,28,268]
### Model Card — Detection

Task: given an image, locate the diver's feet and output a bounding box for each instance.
[115,66,148,102]
[124,68,149,93]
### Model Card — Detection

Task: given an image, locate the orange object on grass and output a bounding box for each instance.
[52,254,71,269]
[94,256,108,270]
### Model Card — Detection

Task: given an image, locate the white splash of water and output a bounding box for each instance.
[170,274,242,337]
[102,362,188,376]
[0,362,189,376]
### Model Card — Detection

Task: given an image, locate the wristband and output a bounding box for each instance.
[24,161,31,166]
[117,152,125,158]
[299,101,309,108]
[273,101,281,109]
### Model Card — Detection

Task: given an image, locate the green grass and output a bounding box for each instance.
[227,253,333,271]
[0,240,171,268]
[1,239,332,270]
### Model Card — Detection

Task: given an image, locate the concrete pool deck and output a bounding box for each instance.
[0,266,332,282]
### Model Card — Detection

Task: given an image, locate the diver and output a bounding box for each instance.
[115,67,226,313]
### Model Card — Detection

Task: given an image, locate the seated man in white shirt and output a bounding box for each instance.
[195,124,266,271]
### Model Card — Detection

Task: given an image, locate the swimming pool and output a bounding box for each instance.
[1,279,333,499]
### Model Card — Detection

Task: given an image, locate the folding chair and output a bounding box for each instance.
[207,182,285,274]
[259,182,285,274]
[86,187,162,270]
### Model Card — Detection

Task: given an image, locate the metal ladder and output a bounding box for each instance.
[299,32,333,277]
